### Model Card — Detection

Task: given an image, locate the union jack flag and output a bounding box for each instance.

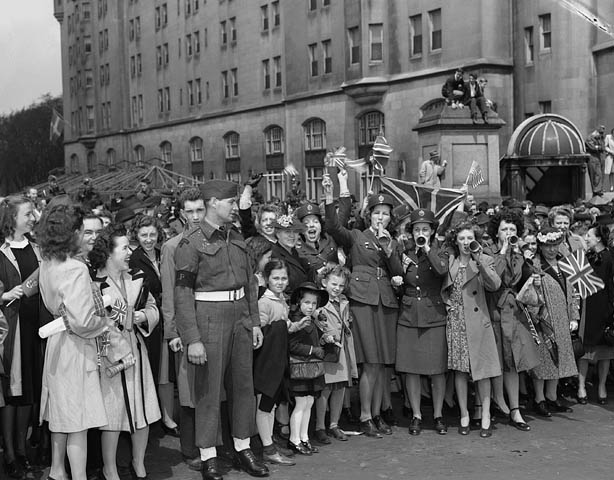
[558,250,605,299]
[108,299,128,325]
[380,176,467,230]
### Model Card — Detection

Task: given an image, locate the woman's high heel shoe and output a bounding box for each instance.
[129,462,148,480]
[508,408,530,432]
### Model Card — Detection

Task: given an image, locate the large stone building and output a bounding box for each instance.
[54,0,614,201]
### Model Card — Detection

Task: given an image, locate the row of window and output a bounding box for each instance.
[70,105,95,135]
[220,18,237,46]
[308,40,332,76]
[524,13,551,64]
[409,9,442,57]
[128,17,142,41]
[98,29,109,53]
[68,36,93,65]
[260,2,280,32]
[308,0,330,11]
[262,57,282,89]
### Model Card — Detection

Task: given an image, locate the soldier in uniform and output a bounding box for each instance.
[174,180,268,480]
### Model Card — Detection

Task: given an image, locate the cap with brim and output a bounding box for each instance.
[115,208,136,224]
[290,282,329,308]
[429,150,440,160]
[367,193,394,211]
[573,212,592,222]
[273,214,306,232]
[409,208,437,227]
[534,205,549,217]
[200,180,240,200]
[295,203,321,221]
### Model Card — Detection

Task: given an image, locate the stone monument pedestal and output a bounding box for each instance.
[413,99,505,204]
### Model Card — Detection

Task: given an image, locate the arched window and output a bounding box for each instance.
[189,137,204,181]
[264,126,284,155]
[134,144,145,166]
[223,131,240,159]
[106,148,116,168]
[160,141,172,168]
[303,118,327,202]
[358,110,385,148]
[87,151,96,172]
[70,154,80,174]
[303,118,326,151]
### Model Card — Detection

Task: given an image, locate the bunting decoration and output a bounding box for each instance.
[466,160,485,189]
[558,250,605,299]
[283,163,299,177]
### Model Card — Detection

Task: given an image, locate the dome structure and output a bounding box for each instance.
[506,114,585,158]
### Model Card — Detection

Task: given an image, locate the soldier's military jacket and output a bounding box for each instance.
[174,219,259,346]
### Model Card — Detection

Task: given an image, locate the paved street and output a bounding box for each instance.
[141,397,614,480]
[7,393,614,480]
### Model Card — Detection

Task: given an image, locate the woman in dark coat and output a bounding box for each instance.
[484,210,539,431]
[270,215,309,294]
[129,215,178,436]
[396,208,449,436]
[323,171,403,438]
[577,223,614,404]
[295,202,339,277]
[0,196,42,479]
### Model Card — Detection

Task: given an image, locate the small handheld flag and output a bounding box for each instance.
[558,250,605,299]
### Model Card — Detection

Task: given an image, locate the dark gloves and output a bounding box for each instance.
[245,172,264,188]
[312,346,325,359]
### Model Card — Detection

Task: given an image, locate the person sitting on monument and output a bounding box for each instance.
[464,73,489,124]
[441,67,466,109]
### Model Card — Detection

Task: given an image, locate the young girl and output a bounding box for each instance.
[287,282,328,455]
[314,265,358,443]
[253,259,295,466]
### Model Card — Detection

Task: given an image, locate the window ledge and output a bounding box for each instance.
[410,54,422,60]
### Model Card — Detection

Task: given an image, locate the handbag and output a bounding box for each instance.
[289,354,324,380]
[570,332,585,359]
[603,323,614,347]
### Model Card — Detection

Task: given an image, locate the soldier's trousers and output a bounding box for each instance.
[190,297,256,448]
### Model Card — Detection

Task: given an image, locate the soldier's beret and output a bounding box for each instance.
[200,180,240,200]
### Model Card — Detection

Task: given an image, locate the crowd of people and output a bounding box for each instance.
[0,167,613,480]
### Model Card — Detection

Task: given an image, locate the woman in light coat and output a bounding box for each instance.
[37,204,111,480]
[89,224,161,480]
[441,222,501,438]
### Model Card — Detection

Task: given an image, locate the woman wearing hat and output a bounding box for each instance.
[483,210,539,431]
[295,202,339,277]
[323,173,403,437]
[271,214,310,294]
[396,208,449,436]
[520,226,578,417]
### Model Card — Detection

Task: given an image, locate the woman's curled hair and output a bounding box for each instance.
[130,214,165,245]
[486,209,525,242]
[89,223,127,270]
[36,204,84,261]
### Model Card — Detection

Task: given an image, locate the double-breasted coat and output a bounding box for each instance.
[315,295,358,386]
[39,258,109,432]
[94,269,161,432]
[441,253,502,381]
[483,245,540,373]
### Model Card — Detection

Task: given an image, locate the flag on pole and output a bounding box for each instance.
[466,160,485,189]
[372,135,393,166]
[557,250,605,299]
[49,109,64,142]
[380,176,467,230]
[324,147,347,168]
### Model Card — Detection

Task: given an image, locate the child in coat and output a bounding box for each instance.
[287,282,328,455]
[314,265,358,443]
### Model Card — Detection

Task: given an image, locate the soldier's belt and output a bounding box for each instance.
[194,287,245,302]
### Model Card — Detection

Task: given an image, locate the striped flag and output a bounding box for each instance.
[372,135,393,165]
[380,176,467,230]
[49,108,64,142]
[558,250,605,299]
[466,160,485,189]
